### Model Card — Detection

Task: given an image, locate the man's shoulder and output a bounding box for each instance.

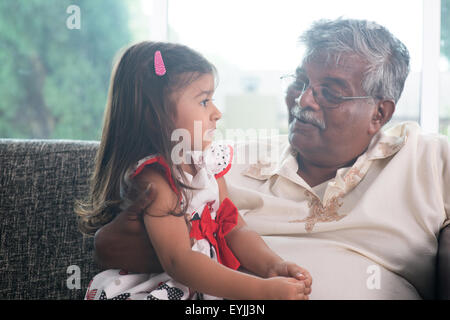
[386,121,450,160]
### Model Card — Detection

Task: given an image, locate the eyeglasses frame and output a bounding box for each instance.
[280,74,372,109]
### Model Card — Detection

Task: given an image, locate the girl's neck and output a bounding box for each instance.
[180,161,197,176]
[178,149,204,176]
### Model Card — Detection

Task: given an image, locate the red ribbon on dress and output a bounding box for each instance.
[189,197,240,270]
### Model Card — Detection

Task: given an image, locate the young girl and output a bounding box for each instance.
[76,41,312,300]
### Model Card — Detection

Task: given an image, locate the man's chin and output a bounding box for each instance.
[288,121,321,152]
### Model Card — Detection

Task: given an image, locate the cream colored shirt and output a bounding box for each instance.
[225,122,450,300]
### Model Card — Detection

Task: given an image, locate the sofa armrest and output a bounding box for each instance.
[437,224,450,300]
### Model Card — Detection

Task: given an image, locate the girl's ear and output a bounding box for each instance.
[368,99,395,135]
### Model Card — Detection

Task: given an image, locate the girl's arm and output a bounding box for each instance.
[217,177,313,289]
[141,168,307,300]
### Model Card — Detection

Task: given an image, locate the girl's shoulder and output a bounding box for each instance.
[126,157,181,217]
[128,154,178,195]
[205,142,233,179]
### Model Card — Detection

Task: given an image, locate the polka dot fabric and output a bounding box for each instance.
[205,143,233,179]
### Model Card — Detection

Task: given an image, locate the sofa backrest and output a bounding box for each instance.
[0,139,101,299]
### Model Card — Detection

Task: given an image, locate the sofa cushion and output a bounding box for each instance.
[0,139,101,299]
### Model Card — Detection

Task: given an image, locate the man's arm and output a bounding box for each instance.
[94,209,163,274]
[93,170,165,273]
[437,224,450,300]
[436,136,450,299]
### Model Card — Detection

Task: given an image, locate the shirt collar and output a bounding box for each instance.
[242,123,408,182]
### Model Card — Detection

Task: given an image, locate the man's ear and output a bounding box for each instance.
[368,99,395,135]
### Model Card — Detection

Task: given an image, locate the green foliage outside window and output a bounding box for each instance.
[441,0,450,137]
[0,0,133,140]
[442,0,450,61]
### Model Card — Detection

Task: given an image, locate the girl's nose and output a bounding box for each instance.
[212,104,222,121]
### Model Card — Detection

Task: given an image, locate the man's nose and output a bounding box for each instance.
[298,86,321,111]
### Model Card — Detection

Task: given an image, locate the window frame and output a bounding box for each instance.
[420,0,441,134]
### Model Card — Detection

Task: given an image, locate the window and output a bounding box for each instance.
[0,0,151,140]
[441,0,450,137]
[168,0,424,136]
[1,0,446,140]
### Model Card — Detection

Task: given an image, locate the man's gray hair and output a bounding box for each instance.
[299,18,410,103]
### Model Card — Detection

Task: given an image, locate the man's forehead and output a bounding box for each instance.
[298,53,368,85]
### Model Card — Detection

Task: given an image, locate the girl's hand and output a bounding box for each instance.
[266,261,312,295]
[261,276,310,300]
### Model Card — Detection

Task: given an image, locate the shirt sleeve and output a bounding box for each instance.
[205,143,234,179]
[439,136,450,229]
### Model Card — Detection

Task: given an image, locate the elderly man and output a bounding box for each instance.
[93,18,450,299]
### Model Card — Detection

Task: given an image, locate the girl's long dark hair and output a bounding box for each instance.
[75,41,216,236]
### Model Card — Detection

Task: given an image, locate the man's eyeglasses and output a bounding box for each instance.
[280,74,372,109]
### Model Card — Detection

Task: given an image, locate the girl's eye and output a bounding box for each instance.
[200,98,214,107]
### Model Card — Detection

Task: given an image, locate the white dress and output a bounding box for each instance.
[84,143,240,300]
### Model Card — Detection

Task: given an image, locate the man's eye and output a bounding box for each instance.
[321,87,341,102]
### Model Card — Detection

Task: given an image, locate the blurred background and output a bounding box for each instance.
[0,0,449,140]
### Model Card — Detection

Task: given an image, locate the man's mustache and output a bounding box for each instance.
[290,106,326,130]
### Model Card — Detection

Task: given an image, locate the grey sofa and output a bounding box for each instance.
[0,138,449,299]
[0,139,100,299]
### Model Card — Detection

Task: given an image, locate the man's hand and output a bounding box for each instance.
[94,182,163,274]
[94,217,163,273]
